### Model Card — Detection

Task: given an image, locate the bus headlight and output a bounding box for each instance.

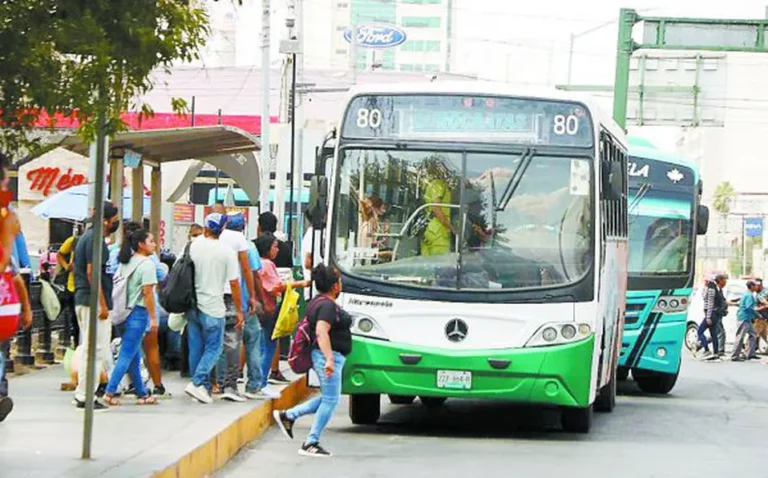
[525,322,592,348]
[350,313,389,341]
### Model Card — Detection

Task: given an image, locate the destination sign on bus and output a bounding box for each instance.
[341,94,594,147]
[628,157,695,188]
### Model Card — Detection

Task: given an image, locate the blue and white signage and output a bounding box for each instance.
[745,217,763,238]
[343,24,407,49]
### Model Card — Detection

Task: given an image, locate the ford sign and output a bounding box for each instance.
[343,25,407,49]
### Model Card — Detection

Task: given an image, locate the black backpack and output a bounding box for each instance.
[159,242,196,313]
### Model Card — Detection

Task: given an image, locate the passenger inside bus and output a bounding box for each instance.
[419,156,456,257]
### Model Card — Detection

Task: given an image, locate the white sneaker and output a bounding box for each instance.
[260,385,282,399]
[185,383,213,404]
[222,387,247,402]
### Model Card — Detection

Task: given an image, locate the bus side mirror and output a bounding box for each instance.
[606,162,624,201]
[306,175,328,229]
[697,205,709,235]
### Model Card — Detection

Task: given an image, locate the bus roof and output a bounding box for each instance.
[628,142,701,183]
[344,81,627,145]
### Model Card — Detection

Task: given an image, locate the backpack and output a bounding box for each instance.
[110,257,149,326]
[159,242,196,314]
[288,296,335,374]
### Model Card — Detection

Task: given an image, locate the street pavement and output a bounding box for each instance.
[220,353,768,478]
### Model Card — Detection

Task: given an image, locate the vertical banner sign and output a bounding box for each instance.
[745,217,763,238]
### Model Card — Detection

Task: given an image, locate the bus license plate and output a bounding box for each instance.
[436,370,472,390]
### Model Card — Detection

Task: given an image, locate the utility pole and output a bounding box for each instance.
[350,24,359,85]
[260,0,272,212]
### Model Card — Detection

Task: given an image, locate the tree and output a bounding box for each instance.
[712,181,735,215]
[0,0,210,159]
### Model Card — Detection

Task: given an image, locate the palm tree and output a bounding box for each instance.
[713,181,735,214]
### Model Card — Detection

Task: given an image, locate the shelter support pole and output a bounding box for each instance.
[150,166,161,252]
[110,157,124,239]
[132,164,143,223]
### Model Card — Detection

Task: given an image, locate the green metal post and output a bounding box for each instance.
[612,8,638,129]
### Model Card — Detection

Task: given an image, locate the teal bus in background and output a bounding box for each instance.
[619,137,709,394]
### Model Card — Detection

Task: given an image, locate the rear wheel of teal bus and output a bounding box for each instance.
[632,368,679,394]
[561,405,593,433]
[350,394,381,425]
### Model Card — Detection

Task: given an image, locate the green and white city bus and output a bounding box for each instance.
[311,82,629,433]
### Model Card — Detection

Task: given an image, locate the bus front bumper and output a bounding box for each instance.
[342,336,595,408]
[619,321,686,374]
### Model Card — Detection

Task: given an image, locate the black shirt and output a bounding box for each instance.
[73,228,113,309]
[308,296,353,356]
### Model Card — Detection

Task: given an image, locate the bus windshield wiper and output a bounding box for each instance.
[628,183,651,215]
[496,148,535,212]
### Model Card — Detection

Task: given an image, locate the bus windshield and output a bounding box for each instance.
[628,189,693,276]
[332,148,593,291]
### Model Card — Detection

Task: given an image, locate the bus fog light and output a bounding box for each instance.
[561,325,576,340]
[670,300,679,308]
[358,318,374,333]
[542,327,558,342]
[578,324,591,335]
[656,347,667,358]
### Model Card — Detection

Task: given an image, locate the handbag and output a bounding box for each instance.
[0,270,21,342]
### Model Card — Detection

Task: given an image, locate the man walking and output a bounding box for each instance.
[185,213,243,404]
[696,273,728,361]
[731,280,764,361]
[73,202,120,411]
[216,210,258,402]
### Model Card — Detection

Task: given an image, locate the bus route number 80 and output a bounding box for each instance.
[553,114,579,136]
[357,108,382,129]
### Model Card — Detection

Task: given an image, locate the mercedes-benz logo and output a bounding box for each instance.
[445,318,469,343]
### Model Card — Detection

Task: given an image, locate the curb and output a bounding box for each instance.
[152,377,312,478]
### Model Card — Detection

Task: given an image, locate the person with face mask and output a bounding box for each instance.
[72,201,121,411]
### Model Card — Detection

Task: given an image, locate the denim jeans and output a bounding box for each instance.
[187,309,225,390]
[697,316,720,354]
[259,312,278,389]
[286,349,346,445]
[0,342,7,397]
[242,314,263,393]
[106,306,150,397]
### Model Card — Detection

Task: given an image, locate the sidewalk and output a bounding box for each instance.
[0,364,311,478]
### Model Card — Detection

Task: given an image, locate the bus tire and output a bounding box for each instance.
[420,396,447,408]
[617,366,630,381]
[633,369,678,395]
[349,394,381,425]
[561,405,593,433]
[594,368,616,413]
[389,394,416,405]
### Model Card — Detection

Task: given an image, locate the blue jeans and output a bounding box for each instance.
[243,314,263,392]
[259,313,278,389]
[0,342,7,397]
[698,316,720,353]
[187,310,225,390]
[106,306,150,397]
[286,350,346,445]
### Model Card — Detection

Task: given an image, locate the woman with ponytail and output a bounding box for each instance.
[107,221,171,398]
[103,228,159,406]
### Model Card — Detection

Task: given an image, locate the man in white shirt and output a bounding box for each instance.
[216,210,258,402]
[185,213,243,405]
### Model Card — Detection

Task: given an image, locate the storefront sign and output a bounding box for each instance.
[173,204,196,223]
[26,167,87,196]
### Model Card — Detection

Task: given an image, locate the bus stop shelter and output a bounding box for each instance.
[53,125,263,242]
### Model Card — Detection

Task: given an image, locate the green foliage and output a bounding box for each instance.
[713,181,735,214]
[0,0,210,159]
